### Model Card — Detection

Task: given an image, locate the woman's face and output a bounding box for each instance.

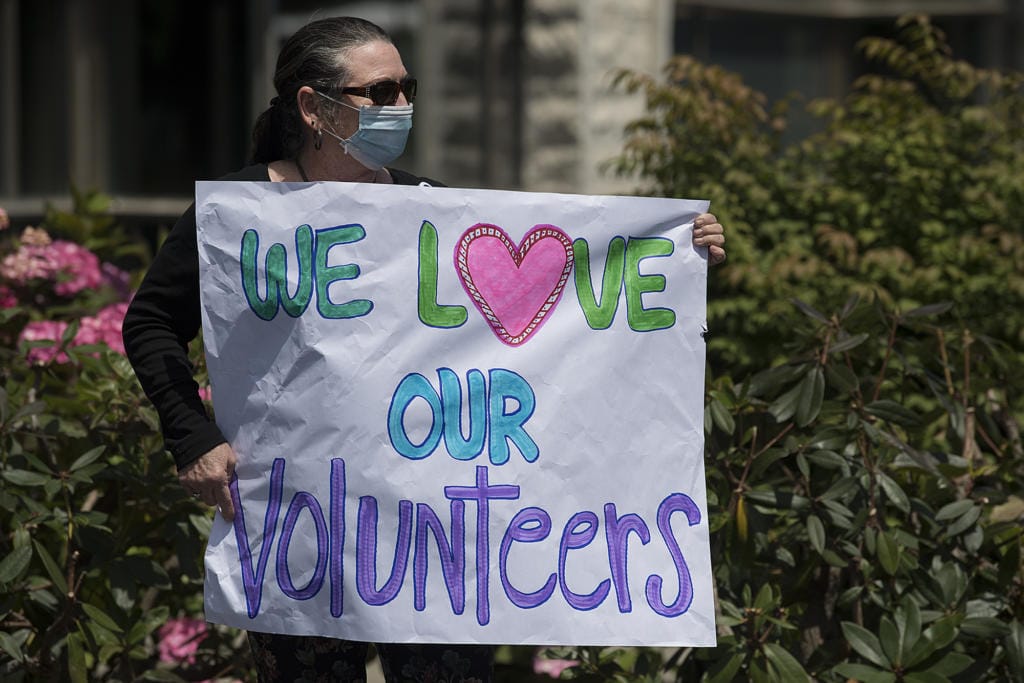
[331,40,411,134]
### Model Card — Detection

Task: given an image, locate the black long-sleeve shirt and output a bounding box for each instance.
[123,163,439,469]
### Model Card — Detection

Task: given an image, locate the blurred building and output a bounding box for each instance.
[1,0,1022,226]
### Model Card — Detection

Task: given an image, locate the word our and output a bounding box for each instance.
[388,368,538,465]
[231,459,702,625]
[238,221,679,332]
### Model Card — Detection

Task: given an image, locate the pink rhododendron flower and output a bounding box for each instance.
[18,302,129,363]
[49,240,104,296]
[0,207,9,231]
[533,651,578,678]
[76,302,129,354]
[0,239,105,297]
[19,320,70,364]
[0,285,16,309]
[157,617,208,665]
[20,226,51,246]
[0,244,60,283]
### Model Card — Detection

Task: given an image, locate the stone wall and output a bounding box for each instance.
[420,0,672,194]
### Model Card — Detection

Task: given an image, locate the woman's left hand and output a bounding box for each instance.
[694,213,726,266]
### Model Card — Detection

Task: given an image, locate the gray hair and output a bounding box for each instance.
[250,17,392,163]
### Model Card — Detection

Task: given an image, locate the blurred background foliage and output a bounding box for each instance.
[0,14,1021,683]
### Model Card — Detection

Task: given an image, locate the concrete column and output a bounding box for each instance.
[577,0,673,195]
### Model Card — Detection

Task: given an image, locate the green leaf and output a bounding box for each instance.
[807,515,826,554]
[768,381,802,423]
[865,400,922,426]
[1005,621,1024,677]
[925,651,972,676]
[906,618,958,668]
[791,298,830,323]
[710,398,736,435]
[0,631,23,662]
[706,651,745,683]
[902,302,953,318]
[879,616,901,666]
[80,602,124,634]
[70,446,106,472]
[796,366,825,427]
[959,616,1011,639]
[902,672,949,683]
[842,621,891,668]
[2,469,50,487]
[877,472,910,513]
[833,662,895,683]
[33,540,68,594]
[945,505,982,536]
[0,545,32,583]
[68,631,87,683]
[828,332,870,354]
[877,531,900,575]
[935,499,974,521]
[764,643,809,681]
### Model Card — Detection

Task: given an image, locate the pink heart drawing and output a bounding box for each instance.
[455,224,574,346]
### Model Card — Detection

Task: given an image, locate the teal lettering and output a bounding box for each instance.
[315,225,372,319]
[240,226,314,321]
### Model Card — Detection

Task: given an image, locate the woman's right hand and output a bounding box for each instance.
[179,443,237,521]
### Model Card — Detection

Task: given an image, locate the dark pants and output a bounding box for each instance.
[247,631,494,682]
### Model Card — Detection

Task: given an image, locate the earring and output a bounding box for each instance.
[314,127,323,151]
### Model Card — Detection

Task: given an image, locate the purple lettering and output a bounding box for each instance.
[499,507,556,608]
[356,497,414,605]
[276,491,329,600]
[413,501,467,614]
[558,511,610,611]
[604,503,651,612]
[646,492,700,617]
[445,466,520,625]
[231,458,285,619]
[330,458,345,617]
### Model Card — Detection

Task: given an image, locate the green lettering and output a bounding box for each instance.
[240,225,314,321]
[315,225,372,319]
[573,237,625,330]
[624,237,676,332]
[418,220,467,328]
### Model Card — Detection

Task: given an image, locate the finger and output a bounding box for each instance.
[694,213,716,227]
[695,233,725,247]
[216,478,236,522]
[709,246,727,266]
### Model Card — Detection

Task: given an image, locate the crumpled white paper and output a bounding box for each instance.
[195,180,715,646]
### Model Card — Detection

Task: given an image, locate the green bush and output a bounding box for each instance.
[554,14,1024,683]
[610,15,1024,377]
[0,197,247,682]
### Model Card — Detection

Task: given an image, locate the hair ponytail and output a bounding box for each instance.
[250,99,302,164]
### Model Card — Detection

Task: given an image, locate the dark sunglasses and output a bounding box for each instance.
[337,77,417,106]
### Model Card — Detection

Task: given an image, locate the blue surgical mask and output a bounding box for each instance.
[317,91,413,171]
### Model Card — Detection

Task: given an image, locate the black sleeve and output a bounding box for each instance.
[122,202,226,470]
[122,164,269,469]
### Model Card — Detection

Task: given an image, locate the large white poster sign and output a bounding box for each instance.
[195,181,715,646]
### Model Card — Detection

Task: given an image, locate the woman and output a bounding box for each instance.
[123,16,725,682]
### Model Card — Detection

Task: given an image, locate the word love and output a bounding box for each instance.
[238,220,680,345]
[232,460,702,625]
